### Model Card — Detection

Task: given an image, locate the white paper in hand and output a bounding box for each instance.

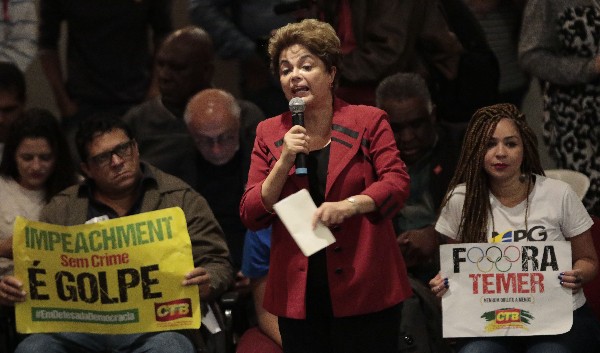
[273,189,336,256]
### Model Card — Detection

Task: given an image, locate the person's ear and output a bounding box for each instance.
[430,104,437,124]
[132,140,140,158]
[80,161,91,179]
[329,66,337,86]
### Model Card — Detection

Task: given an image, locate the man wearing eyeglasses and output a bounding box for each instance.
[183,88,257,281]
[122,26,264,189]
[184,88,260,338]
[0,116,233,352]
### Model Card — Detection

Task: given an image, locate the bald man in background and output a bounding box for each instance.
[123,28,263,347]
[124,30,264,271]
[183,89,263,342]
[184,88,261,274]
[125,26,264,268]
[122,26,264,189]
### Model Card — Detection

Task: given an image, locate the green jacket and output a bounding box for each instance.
[40,162,234,299]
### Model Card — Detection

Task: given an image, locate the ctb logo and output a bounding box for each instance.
[155,298,192,322]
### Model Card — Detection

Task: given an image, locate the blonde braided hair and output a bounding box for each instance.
[440,103,545,243]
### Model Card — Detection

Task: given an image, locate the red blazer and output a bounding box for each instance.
[240,98,412,319]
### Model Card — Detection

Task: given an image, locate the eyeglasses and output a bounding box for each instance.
[194,131,238,148]
[88,140,135,167]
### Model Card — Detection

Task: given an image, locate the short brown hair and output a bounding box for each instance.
[268,19,341,80]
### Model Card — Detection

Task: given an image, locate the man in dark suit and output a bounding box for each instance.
[376,72,466,280]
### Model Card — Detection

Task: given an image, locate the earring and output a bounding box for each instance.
[519,173,527,183]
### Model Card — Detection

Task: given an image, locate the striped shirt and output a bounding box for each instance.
[0,0,37,72]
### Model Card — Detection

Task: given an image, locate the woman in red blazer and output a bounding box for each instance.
[239,19,412,353]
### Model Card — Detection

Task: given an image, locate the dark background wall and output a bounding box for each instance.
[22,0,554,169]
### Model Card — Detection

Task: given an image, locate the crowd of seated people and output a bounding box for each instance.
[1,1,600,352]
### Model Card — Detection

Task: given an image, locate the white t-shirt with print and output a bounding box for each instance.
[435,175,593,309]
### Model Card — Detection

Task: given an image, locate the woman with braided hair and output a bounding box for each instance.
[429,103,600,352]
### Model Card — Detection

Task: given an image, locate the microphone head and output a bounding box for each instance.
[289,97,305,113]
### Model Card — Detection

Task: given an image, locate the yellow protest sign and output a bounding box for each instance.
[13,207,201,334]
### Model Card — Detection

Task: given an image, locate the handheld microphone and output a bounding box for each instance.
[289,97,307,175]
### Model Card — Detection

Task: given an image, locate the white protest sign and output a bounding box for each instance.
[440,242,572,337]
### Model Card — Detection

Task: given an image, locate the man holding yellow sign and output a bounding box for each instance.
[0,116,233,352]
